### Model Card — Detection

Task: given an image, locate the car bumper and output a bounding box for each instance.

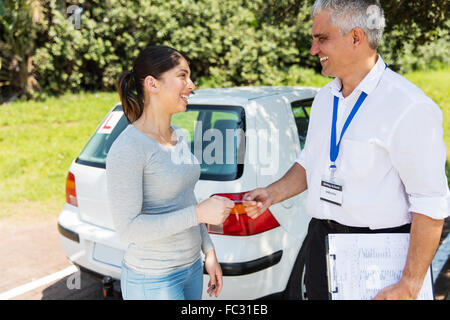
[58,205,303,299]
[210,250,283,276]
[202,227,303,300]
[58,204,126,280]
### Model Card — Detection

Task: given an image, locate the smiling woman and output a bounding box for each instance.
[117,46,186,124]
[107,45,235,300]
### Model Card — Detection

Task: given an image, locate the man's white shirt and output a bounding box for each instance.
[296,55,449,229]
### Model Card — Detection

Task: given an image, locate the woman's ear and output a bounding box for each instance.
[143,75,159,94]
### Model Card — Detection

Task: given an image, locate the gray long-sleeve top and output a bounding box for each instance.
[106,124,214,275]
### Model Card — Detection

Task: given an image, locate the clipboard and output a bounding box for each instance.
[325,233,434,300]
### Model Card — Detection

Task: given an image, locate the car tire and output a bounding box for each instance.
[282,240,308,300]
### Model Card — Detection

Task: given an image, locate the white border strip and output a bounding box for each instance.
[0,265,78,300]
[432,233,450,283]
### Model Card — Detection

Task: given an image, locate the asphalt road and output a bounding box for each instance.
[1,216,449,300]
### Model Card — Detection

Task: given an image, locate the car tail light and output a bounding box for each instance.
[207,192,280,236]
[66,172,78,207]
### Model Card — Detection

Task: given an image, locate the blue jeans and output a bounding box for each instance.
[120,258,203,300]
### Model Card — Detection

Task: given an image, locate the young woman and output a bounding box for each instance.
[106,45,234,300]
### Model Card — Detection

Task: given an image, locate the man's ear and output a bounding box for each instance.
[143,75,158,94]
[351,27,366,47]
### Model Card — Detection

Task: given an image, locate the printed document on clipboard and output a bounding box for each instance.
[326,233,434,300]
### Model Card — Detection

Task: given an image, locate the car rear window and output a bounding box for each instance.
[76,105,129,169]
[76,105,246,181]
[291,99,313,148]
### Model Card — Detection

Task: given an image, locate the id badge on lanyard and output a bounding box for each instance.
[320,92,368,206]
[320,169,344,206]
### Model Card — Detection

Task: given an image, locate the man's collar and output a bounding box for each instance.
[330,54,386,98]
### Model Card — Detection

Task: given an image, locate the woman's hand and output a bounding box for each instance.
[195,196,234,225]
[204,250,223,298]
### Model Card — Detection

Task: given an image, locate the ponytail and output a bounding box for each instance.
[116,70,144,123]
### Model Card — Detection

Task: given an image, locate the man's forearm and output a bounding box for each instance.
[267,163,307,205]
[401,212,444,297]
[374,212,444,300]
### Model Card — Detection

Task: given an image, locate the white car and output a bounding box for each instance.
[58,86,319,299]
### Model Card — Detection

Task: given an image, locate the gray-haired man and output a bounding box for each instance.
[244,0,448,300]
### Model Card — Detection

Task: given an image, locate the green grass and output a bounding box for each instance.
[0,67,448,220]
[0,91,118,218]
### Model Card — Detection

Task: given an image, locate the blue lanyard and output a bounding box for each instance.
[329,92,368,171]
[329,62,388,172]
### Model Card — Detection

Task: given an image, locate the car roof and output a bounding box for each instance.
[112,86,319,110]
[187,86,318,106]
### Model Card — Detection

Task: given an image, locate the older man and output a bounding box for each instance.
[244,0,448,300]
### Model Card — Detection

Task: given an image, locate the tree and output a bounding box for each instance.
[0,0,448,102]
[382,0,449,46]
[256,0,449,71]
[0,0,44,102]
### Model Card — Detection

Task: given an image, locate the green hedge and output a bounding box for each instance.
[33,0,315,94]
[1,0,449,100]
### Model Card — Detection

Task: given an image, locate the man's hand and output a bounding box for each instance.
[373,278,422,300]
[242,163,307,219]
[243,188,273,219]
